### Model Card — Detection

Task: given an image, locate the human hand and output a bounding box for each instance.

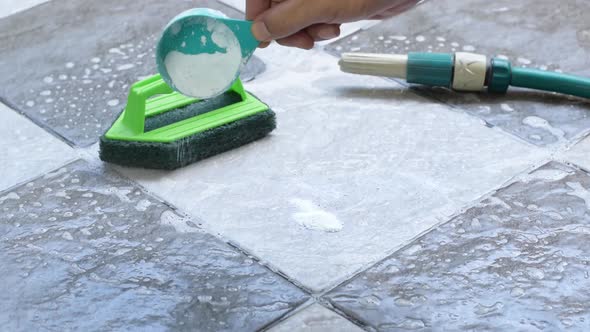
[247,0,423,49]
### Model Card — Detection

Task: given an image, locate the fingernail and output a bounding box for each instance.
[251,21,272,42]
[318,26,340,40]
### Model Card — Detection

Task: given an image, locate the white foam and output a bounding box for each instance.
[566,182,590,209]
[135,199,152,211]
[500,103,515,112]
[390,35,407,41]
[523,116,565,143]
[0,192,20,203]
[290,198,343,233]
[107,99,119,107]
[518,57,532,65]
[117,64,135,71]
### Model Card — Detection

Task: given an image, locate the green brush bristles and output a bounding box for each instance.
[99,93,276,170]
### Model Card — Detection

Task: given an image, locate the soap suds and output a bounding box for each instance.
[517,57,532,65]
[566,182,590,209]
[164,18,242,99]
[135,199,152,211]
[290,198,343,232]
[107,99,119,107]
[0,192,20,203]
[116,63,135,71]
[522,116,565,143]
[390,36,407,41]
[462,45,476,52]
[500,103,515,112]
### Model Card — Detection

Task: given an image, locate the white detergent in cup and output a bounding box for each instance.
[164,18,242,99]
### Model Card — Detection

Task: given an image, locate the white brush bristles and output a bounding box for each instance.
[339,53,408,79]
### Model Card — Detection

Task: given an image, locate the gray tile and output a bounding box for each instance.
[0,102,75,192]
[326,161,590,331]
[562,135,590,172]
[326,0,590,147]
[269,304,363,332]
[118,47,548,292]
[0,0,265,147]
[0,160,308,331]
[0,0,49,18]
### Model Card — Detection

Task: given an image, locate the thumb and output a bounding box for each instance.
[251,0,334,41]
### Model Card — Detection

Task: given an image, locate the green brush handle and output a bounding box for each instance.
[511,67,590,99]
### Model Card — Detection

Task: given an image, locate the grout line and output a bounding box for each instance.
[562,126,590,151]
[553,156,590,175]
[317,300,375,332]
[0,158,84,196]
[98,162,315,295]
[0,0,51,19]
[315,155,553,297]
[258,298,316,331]
[315,160,560,330]
[258,298,376,332]
[0,96,82,149]
[226,239,314,294]
[0,150,314,309]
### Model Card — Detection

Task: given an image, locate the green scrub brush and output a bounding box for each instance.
[100,8,275,170]
[339,52,590,99]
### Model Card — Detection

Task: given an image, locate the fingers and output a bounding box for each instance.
[276,31,315,49]
[268,24,340,49]
[251,0,336,41]
[248,0,416,49]
[306,24,341,41]
[246,0,270,20]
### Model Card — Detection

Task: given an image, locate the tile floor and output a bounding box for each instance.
[326,0,590,149]
[1,0,589,331]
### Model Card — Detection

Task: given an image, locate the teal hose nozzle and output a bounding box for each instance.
[340,52,590,100]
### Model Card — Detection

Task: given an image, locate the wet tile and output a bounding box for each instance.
[217,0,246,12]
[326,161,590,331]
[563,136,590,172]
[0,160,308,331]
[326,0,590,147]
[0,0,266,147]
[0,0,49,18]
[117,47,547,292]
[269,304,363,332]
[0,102,75,192]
